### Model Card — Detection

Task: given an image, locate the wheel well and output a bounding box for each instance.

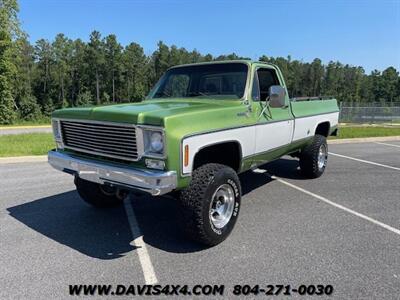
[315,122,330,137]
[193,142,242,172]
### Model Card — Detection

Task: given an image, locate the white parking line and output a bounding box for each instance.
[329,152,400,171]
[375,142,400,149]
[123,197,158,284]
[272,176,400,236]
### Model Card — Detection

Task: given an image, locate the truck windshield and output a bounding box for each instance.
[149,63,248,100]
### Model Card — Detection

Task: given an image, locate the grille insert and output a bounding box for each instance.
[60,120,139,161]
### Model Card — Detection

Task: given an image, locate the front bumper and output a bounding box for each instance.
[48,150,177,196]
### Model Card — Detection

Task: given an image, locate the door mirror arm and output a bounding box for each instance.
[258,96,272,120]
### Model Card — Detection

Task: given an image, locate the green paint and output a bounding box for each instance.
[290,99,339,118]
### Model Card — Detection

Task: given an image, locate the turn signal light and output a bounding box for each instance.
[184,145,189,167]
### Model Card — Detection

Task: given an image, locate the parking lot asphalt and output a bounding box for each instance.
[1,141,399,299]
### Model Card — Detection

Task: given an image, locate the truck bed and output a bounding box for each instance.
[290,98,339,141]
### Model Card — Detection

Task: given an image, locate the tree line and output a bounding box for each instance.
[1,0,399,124]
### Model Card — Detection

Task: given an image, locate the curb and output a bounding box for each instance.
[339,123,400,127]
[329,136,400,144]
[0,125,51,130]
[0,155,47,164]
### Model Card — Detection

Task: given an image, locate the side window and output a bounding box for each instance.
[255,68,279,101]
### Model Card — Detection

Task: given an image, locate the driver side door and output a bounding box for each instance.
[250,67,294,166]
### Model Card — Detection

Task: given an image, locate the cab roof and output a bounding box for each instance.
[168,60,276,70]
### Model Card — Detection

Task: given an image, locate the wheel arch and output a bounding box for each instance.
[314,121,331,137]
[191,140,243,173]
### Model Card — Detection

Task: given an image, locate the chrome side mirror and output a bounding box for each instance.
[268,85,286,108]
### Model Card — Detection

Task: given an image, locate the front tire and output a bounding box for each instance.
[299,134,328,178]
[180,163,241,246]
[75,177,125,208]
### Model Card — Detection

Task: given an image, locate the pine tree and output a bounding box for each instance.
[87,31,105,104]
[34,38,54,112]
[104,34,122,102]
[122,42,147,101]
[53,33,73,107]
[0,0,20,124]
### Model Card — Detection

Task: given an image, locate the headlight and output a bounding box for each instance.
[143,128,165,157]
[150,131,163,152]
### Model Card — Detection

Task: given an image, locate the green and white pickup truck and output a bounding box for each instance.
[49,60,339,246]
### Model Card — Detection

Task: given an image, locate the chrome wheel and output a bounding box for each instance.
[209,184,235,229]
[317,143,328,170]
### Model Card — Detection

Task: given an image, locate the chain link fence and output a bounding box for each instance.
[339,102,400,124]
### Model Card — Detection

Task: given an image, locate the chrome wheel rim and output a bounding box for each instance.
[209,184,235,229]
[318,143,328,170]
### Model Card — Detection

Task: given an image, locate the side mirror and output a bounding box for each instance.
[268,85,286,108]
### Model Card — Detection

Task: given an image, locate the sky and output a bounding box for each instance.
[18,0,400,73]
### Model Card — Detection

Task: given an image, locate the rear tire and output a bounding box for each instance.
[75,177,125,208]
[299,134,328,178]
[180,163,241,246]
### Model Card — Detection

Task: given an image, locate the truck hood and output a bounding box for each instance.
[52,99,241,126]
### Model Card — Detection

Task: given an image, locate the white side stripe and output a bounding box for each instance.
[272,176,400,236]
[124,197,158,284]
[329,152,400,171]
[182,112,340,175]
[375,142,400,149]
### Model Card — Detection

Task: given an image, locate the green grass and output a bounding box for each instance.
[0,118,51,128]
[331,126,400,139]
[0,126,399,157]
[0,133,55,157]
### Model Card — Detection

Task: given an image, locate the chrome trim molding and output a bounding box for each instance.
[138,125,167,159]
[51,119,65,149]
[48,150,177,196]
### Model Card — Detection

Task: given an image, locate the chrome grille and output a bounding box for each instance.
[60,120,139,161]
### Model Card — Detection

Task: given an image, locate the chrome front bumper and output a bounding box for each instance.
[48,150,177,196]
